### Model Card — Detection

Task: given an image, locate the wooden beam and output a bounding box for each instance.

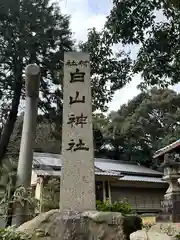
[108,181,112,203]
[35,177,44,212]
[103,181,106,202]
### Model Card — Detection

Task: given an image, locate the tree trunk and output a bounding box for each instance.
[5,172,17,227]
[5,190,15,227]
[0,76,22,165]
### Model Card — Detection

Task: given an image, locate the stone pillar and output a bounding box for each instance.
[60,52,96,211]
[156,152,180,222]
[15,64,40,226]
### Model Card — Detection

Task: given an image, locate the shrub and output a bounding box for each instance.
[0,226,34,240]
[41,179,60,212]
[175,234,180,239]
[96,199,134,215]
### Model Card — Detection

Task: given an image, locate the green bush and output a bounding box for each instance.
[96,200,134,215]
[175,234,180,239]
[0,226,34,240]
[41,179,60,212]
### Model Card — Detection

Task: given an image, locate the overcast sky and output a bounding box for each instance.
[58,0,180,112]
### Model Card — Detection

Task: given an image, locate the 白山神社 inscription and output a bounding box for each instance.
[70,68,85,83]
[67,113,88,128]
[69,91,85,105]
[66,139,89,152]
[60,52,96,211]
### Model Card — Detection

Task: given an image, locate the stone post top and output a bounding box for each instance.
[25,64,40,76]
[25,64,40,98]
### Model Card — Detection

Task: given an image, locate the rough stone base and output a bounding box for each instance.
[156,212,180,223]
[130,222,180,240]
[130,230,172,240]
[18,210,142,240]
[149,222,180,237]
[156,193,180,223]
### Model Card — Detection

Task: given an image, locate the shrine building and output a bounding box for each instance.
[31,152,167,213]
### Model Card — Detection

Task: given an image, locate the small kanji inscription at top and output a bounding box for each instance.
[66,60,89,68]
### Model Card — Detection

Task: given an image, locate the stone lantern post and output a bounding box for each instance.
[156,152,180,222]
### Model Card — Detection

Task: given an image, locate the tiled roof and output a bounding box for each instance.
[33,152,62,167]
[33,152,163,183]
[120,175,165,183]
[33,153,122,178]
[33,169,61,177]
[33,168,122,178]
[95,158,162,176]
[153,139,180,158]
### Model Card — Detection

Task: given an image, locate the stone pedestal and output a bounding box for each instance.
[156,193,180,222]
[156,153,180,223]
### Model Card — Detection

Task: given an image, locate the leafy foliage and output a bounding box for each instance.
[0,0,73,116]
[0,158,17,216]
[105,0,180,88]
[0,158,39,226]
[96,200,134,215]
[134,17,180,89]
[0,0,134,163]
[0,226,33,240]
[6,113,105,155]
[13,187,39,215]
[79,28,132,111]
[95,88,180,168]
[0,0,73,162]
[40,180,134,215]
[41,178,60,212]
[105,0,161,44]
[92,113,110,152]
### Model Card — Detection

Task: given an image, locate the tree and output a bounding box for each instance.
[105,0,180,89]
[0,1,134,165]
[102,88,180,168]
[0,158,17,227]
[79,28,132,112]
[7,113,105,157]
[0,0,74,164]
